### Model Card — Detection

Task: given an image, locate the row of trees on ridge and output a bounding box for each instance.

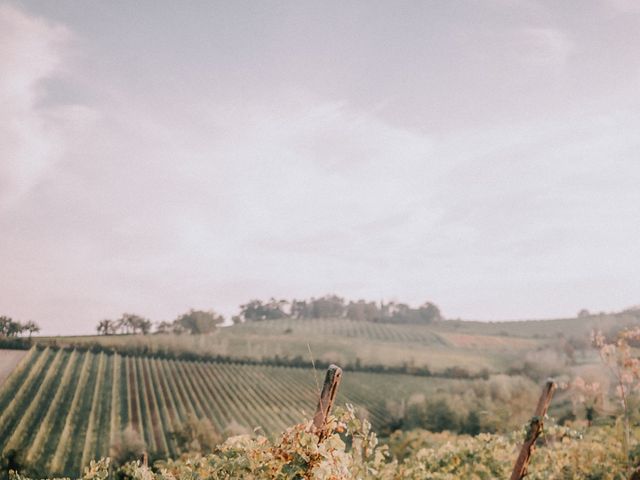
[236,295,442,324]
[95,296,442,336]
[0,316,40,338]
[96,309,224,336]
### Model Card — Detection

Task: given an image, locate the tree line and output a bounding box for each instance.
[236,295,442,324]
[96,309,224,336]
[0,316,40,338]
[3,296,442,339]
[94,296,442,336]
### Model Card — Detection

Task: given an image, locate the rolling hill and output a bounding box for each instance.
[0,346,499,477]
[3,311,639,477]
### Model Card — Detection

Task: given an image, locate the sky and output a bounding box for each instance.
[1,0,639,334]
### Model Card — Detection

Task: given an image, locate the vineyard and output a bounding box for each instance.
[0,346,484,477]
[42,317,548,374]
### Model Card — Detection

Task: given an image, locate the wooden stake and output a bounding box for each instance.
[311,364,342,439]
[510,379,557,480]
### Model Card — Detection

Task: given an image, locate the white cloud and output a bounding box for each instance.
[0,5,93,210]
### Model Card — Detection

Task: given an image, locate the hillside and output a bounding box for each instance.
[435,309,640,338]
[45,319,526,373]
[0,346,538,477]
[5,311,639,476]
[35,311,640,376]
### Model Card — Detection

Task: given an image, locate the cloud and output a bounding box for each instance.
[1,1,640,333]
[0,85,438,333]
[0,4,93,210]
[4,66,640,331]
[515,27,573,66]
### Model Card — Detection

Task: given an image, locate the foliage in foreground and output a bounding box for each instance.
[9,405,635,480]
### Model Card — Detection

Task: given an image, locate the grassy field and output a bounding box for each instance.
[0,346,535,477]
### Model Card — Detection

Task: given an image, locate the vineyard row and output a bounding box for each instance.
[0,347,432,477]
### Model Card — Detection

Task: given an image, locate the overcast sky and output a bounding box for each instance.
[1,0,639,334]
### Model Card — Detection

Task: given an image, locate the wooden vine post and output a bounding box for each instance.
[311,364,343,440]
[510,379,557,480]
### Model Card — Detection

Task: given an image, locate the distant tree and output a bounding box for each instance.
[23,321,40,338]
[265,298,289,319]
[96,319,119,335]
[9,321,25,337]
[154,320,174,334]
[417,302,442,323]
[0,316,11,336]
[426,399,459,432]
[174,309,224,334]
[237,295,442,324]
[578,309,591,318]
[0,317,28,337]
[310,295,345,318]
[384,302,407,322]
[136,317,152,335]
[290,300,310,319]
[239,298,289,322]
[378,301,443,324]
[116,316,130,334]
[346,300,379,322]
[461,410,481,436]
[97,320,109,335]
[118,313,152,335]
[239,300,263,321]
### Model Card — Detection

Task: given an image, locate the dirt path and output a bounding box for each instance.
[0,349,29,387]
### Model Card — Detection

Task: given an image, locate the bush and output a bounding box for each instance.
[8,408,633,480]
[0,338,31,350]
[109,428,145,466]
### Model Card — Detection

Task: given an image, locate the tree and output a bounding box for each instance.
[96,319,118,335]
[117,313,152,335]
[309,295,345,319]
[0,316,13,336]
[155,320,174,334]
[0,317,28,337]
[8,321,25,337]
[346,300,379,322]
[290,300,310,319]
[425,399,459,432]
[23,321,40,338]
[239,299,289,322]
[174,309,224,334]
[461,410,481,436]
[417,302,442,323]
